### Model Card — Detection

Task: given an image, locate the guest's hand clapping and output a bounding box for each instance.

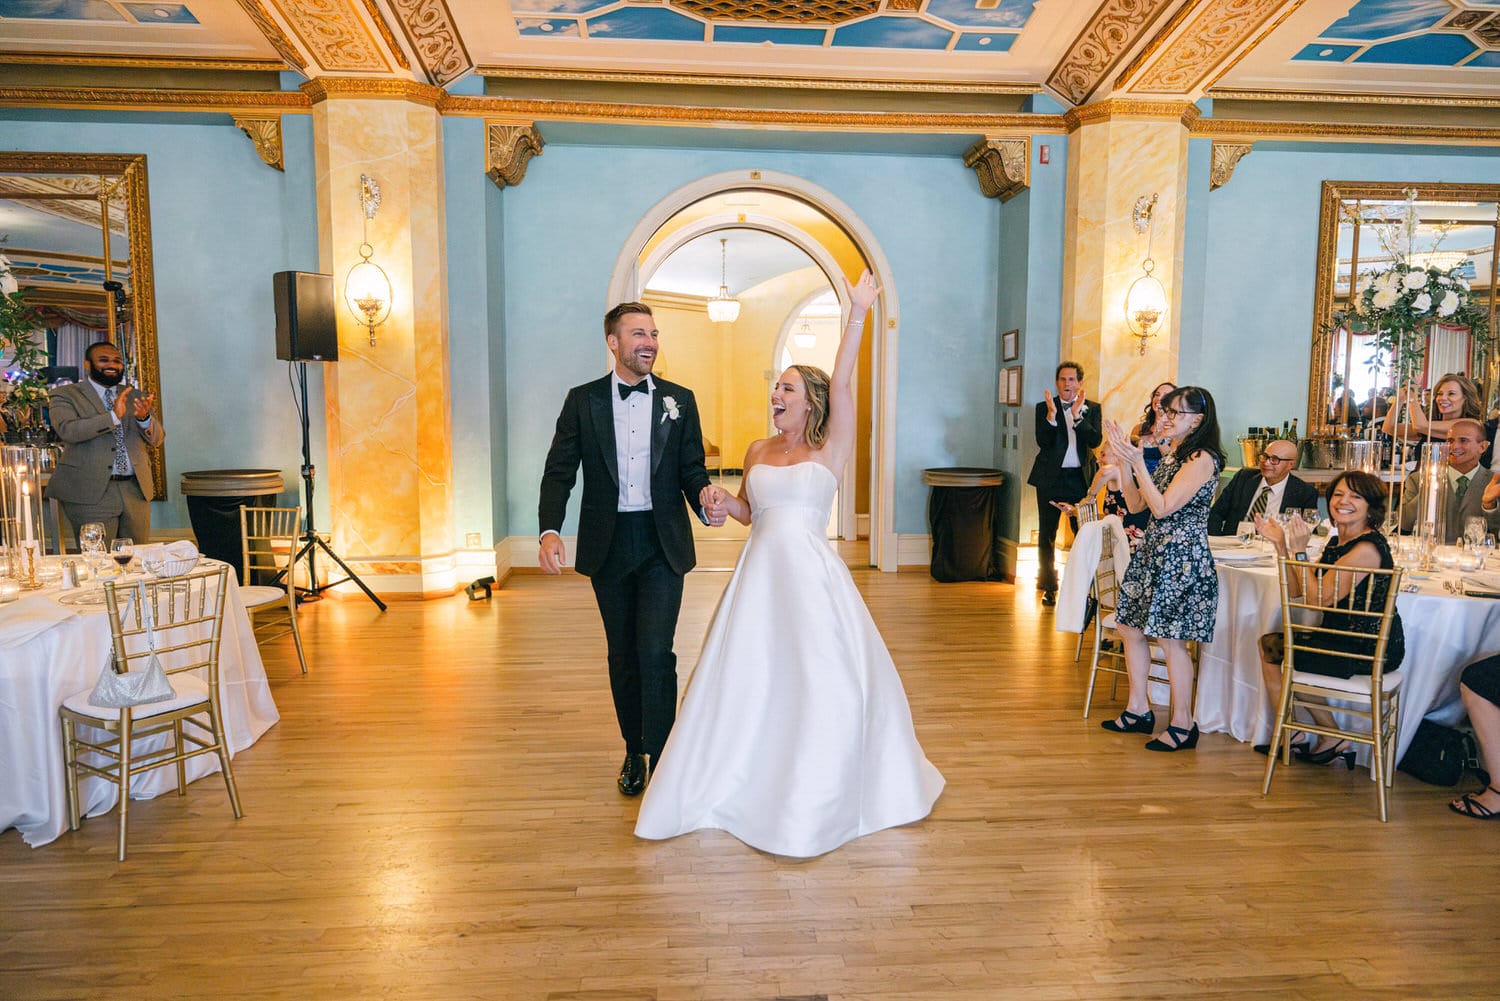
[1255,511,1310,555]
[1104,419,1143,468]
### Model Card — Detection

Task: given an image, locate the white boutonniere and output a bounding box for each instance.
[661,396,680,424]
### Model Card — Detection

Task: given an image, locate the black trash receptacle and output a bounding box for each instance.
[923,467,1006,582]
[180,469,286,583]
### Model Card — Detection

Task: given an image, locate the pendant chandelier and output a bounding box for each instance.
[793,317,816,349]
[706,237,741,323]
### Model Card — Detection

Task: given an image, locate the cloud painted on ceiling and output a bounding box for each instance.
[0,0,197,23]
[1295,0,1500,67]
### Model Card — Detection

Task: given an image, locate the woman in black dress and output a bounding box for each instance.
[1450,654,1500,820]
[1254,470,1405,766]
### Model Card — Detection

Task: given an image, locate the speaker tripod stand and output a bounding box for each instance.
[289,361,386,611]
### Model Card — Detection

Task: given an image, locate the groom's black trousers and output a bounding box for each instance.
[590,510,684,762]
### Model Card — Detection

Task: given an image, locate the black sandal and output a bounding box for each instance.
[1449,786,1500,820]
[1101,709,1155,734]
[1145,722,1200,752]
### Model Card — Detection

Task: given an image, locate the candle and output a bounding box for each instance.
[20,481,33,545]
[0,579,18,602]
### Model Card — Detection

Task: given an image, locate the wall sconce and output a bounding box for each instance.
[793,317,816,350]
[705,237,741,323]
[1124,193,1168,355]
[343,173,392,347]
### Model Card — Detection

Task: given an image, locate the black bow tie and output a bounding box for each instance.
[618,380,649,400]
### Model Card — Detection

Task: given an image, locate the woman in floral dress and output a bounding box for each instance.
[1099,386,1226,752]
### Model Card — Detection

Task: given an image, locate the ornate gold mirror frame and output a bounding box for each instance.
[0,153,163,499]
[1310,180,1499,437]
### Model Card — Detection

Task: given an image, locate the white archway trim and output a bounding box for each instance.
[607,170,900,571]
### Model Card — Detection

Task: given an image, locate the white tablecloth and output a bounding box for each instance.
[1195,559,1500,760]
[0,564,280,847]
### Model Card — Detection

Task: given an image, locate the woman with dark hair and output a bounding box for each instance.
[1253,470,1405,765]
[1132,381,1176,474]
[1381,372,1483,440]
[1099,386,1226,752]
[636,271,943,857]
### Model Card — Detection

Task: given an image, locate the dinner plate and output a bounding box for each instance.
[1214,549,1272,564]
[1208,536,1251,550]
[57,588,108,606]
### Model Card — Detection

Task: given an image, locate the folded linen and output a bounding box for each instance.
[0,594,77,648]
[133,540,200,564]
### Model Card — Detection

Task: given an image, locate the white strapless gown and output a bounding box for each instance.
[635,461,944,857]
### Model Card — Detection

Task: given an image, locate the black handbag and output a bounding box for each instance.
[1397,720,1479,787]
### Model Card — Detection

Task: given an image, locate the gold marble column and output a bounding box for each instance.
[307,79,456,597]
[1060,100,1196,423]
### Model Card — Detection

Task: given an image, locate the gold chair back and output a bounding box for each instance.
[239,505,309,674]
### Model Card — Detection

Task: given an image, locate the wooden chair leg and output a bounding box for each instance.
[287,594,308,674]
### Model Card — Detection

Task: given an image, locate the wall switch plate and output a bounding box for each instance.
[465,533,482,548]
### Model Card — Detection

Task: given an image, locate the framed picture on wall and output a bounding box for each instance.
[1001,328,1019,362]
[1004,365,1022,406]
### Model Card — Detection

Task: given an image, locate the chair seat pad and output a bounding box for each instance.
[1292,668,1403,696]
[62,673,211,722]
[1102,611,1117,630]
[240,585,289,609]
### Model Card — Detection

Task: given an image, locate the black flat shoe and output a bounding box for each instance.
[617,753,647,796]
[1145,723,1199,752]
[1295,742,1355,769]
[1101,709,1155,734]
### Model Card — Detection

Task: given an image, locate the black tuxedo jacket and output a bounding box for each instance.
[1027,399,1102,490]
[1207,468,1321,536]
[538,374,711,578]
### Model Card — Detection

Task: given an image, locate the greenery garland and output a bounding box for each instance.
[0,249,49,432]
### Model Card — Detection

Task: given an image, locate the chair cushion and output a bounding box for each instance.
[1292,668,1403,696]
[62,673,211,722]
[1101,612,1117,630]
[240,585,289,609]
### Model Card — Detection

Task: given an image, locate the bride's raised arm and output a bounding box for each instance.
[820,270,880,472]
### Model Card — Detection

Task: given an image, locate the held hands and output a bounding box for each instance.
[700,484,729,527]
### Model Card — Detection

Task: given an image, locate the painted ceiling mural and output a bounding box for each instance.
[0,0,199,24]
[1294,0,1500,68]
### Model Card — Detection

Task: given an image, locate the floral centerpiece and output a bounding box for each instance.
[0,249,49,438]
[1345,261,1491,384]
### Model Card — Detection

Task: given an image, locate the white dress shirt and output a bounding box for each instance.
[613,372,654,512]
[1254,475,1291,519]
[1049,398,1082,469]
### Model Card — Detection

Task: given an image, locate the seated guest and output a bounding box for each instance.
[1450,653,1500,820]
[1398,419,1500,542]
[1207,438,1319,536]
[1254,471,1405,763]
[1382,373,1483,441]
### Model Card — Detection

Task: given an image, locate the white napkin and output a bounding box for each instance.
[134,540,201,564]
[0,594,78,648]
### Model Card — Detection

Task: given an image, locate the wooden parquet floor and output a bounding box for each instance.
[3,568,1498,1000]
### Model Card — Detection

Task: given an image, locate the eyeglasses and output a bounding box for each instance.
[1161,408,1200,419]
[1261,455,1295,465]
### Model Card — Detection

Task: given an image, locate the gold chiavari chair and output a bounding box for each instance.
[59,565,240,860]
[1072,499,1101,662]
[239,506,308,674]
[1261,560,1405,822]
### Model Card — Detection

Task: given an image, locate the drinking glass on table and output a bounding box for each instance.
[1237,520,1256,546]
[109,538,135,574]
[1465,516,1488,549]
[78,522,106,555]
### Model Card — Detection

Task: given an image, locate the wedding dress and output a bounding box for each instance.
[635,461,944,857]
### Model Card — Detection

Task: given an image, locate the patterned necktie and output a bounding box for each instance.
[1456,474,1469,501]
[104,386,129,477]
[1248,484,1272,518]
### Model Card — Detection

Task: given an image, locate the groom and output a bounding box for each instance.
[538,302,721,796]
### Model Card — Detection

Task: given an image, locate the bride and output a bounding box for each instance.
[634,270,944,858]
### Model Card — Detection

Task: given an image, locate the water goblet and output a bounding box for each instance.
[1465,516,1488,549]
[1237,520,1256,547]
[78,522,106,555]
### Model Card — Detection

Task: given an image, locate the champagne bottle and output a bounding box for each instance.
[1288,418,1299,444]
[1280,420,1290,440]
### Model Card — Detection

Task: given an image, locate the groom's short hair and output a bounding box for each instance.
[604,302,652,338]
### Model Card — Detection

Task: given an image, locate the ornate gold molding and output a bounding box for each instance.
[303,77,444,106]
[963,136,1030,201]
[387,0,473,87]
[233,116,285,171]
[1124,0,1294,96]
[0,85,312,113]
[1208,141,1252,190]
[670,0,877,22]
[0,175,130,234]
[1209,88,1500,109]
[1046,0,1177,106]
[477,66,1040,95]
[486,122,545,189]
[357,0,411,71]
[1193,116,1500,146]
[263,0,390,74]
[232,0,307,70]
[0,51,289,71]
[1063,98,1200,130]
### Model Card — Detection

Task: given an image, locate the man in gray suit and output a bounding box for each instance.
[46,342,163,546]
[1400,418,1500,542]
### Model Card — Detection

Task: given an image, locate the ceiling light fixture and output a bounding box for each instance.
[706,237,741,323]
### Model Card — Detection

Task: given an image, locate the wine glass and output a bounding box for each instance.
[1465,516,1487,549]
[78,522,106,555]
[110,537,135,574]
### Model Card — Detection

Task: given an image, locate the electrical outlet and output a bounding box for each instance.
[465,532,482,548]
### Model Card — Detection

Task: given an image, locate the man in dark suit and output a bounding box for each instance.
[538,302,721,796]
[1207,437,1320,536]
[1027,361,1102,605]
[46,342,163,546]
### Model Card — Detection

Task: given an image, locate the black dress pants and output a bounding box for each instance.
[1035,468,1088,592]
[589,511,684,762]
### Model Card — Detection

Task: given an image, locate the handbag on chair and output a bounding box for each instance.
[87,582,176,708]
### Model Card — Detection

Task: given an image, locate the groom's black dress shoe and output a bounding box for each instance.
[618,753,647,796]
[1041,590,1057,606]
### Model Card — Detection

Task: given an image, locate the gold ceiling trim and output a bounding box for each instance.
[477,66,1040,95]
[1208,88,1500,108]
[303,77,444,106]
[387,0,473,88]
[263,0,390,74]
[443,94,1069,133]
[0,51,290,72]
[486,122,545,189]
[233,116,285,171]
[1208,140,1252,189]
[1063,98,1201,130]
[1124,0,1295,96]
[357,0,411,72]
[232,0,308,71]
[1046,0,1177,107]
[669,0,877,23]
[0,175,130,235]
[1198,0,1305,92]
[0,85,312,113]
[1110,0,1204,94]
[963,136,1030,201]
[1192,116,1500,145]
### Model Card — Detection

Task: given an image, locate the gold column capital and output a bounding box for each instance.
[1209,141,1253,190]
[486,122,545,189]
[963,136,1030,201]
[233,115,285,172]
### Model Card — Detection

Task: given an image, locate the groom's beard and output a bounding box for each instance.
[618,349,655,380]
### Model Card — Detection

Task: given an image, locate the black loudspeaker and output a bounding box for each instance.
[273,271,338,362]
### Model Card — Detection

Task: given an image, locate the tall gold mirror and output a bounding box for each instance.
[1311,180,1499,436]
[0,153,163,499]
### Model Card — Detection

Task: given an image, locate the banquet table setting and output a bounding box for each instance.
[0,553,279,848]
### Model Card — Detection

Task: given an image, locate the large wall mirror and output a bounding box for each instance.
[0,153,164,499]
[1310,180,1499,436]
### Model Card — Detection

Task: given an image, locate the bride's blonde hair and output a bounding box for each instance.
[792,364,832,448]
